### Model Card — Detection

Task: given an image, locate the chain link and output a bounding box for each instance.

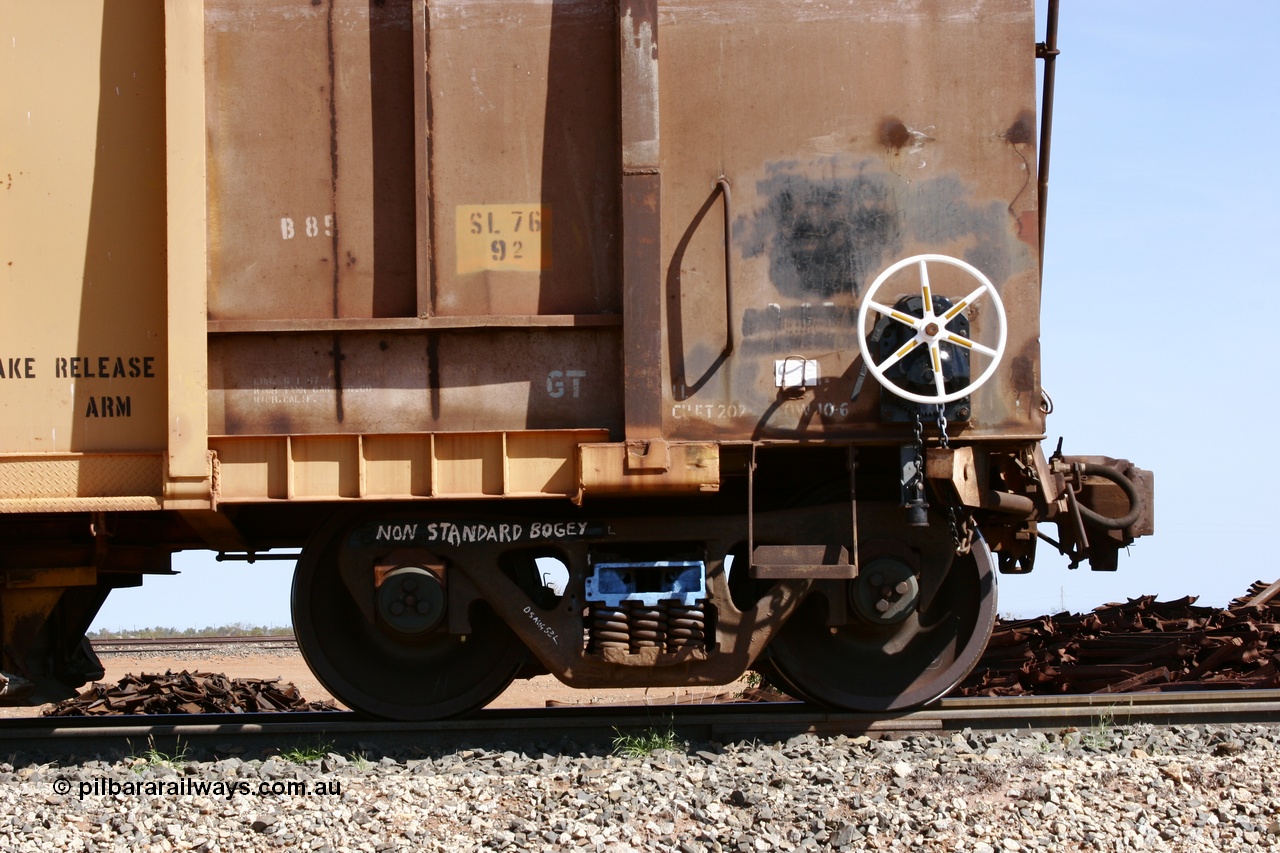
[935,405,974,556]
[902,411,930,528]
[911,411,926,505]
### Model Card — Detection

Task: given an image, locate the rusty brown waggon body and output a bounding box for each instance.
[0,0,1152,717]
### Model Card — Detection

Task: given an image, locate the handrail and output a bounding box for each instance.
[1037,0,1060,276]
[716,177,735,355]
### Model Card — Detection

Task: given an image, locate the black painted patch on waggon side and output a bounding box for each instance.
[736,165,900,300]
[735,160,1022,302]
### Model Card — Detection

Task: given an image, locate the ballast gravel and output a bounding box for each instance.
[4,722,1280,852]
[94,643,301,661]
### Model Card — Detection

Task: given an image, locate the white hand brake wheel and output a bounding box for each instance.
[856,254,1007,405]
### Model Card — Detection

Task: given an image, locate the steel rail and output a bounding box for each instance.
[91,636,297,652]
[6,690,1280,757]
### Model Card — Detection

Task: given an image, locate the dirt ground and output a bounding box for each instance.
[1,650,749,718]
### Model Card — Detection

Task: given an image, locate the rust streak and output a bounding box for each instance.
[330,334,346,423]
[326,1,344,422]
[878,117,911,150]
[422,5,437,316]
[326,0,341,319]
[1002,109,1036,244]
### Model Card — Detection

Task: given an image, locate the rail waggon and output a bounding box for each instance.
[0,0,1152,718]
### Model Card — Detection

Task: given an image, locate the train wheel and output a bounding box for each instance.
[292,520,527,720]
[766,535,996,711]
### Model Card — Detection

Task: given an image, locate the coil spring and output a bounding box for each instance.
[629,604,668,650]
[665,603,707,649]
[587,601,708,652]
[589,606,630,650]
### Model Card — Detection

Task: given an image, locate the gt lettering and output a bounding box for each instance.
[547,369,587,399]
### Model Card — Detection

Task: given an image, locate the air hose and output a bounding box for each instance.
[1076,463,1143,530]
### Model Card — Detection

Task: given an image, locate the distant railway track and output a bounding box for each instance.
[90,636,298,653]
[7,690,1280,757]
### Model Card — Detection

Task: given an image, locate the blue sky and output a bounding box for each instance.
[1015,0,1279,615]
[92,2,1279,631]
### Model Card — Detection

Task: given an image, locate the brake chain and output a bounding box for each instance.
[935,405,974,556]
[911,411,926,508]
[912,412,924,468]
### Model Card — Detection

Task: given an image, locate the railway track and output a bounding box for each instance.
[90,635,298,653]
[6,690,1280,758]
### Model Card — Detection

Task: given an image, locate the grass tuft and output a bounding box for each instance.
[1081,708,1126,751]
[611,723,683,758]
[277,740,333,764]
[127,736,189,772]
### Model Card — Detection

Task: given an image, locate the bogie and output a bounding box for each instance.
[290,497,995,718]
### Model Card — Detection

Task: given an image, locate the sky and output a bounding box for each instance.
[91,1,1280,632]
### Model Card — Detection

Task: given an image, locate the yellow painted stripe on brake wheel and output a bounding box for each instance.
[893,340,919,360]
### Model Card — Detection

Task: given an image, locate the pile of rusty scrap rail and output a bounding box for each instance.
[957,580,1280,696]
[43,671,337,716]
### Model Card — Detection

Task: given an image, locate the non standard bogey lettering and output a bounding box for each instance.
[54,355,156,379]
[374,520,589,546]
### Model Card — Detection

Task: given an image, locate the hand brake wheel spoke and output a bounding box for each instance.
[866,299,923,331]
[917,259,934,318]
[943,332,999,358]
[928,342,946,397]
[943,284,990,321]
[876,337,924,374]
